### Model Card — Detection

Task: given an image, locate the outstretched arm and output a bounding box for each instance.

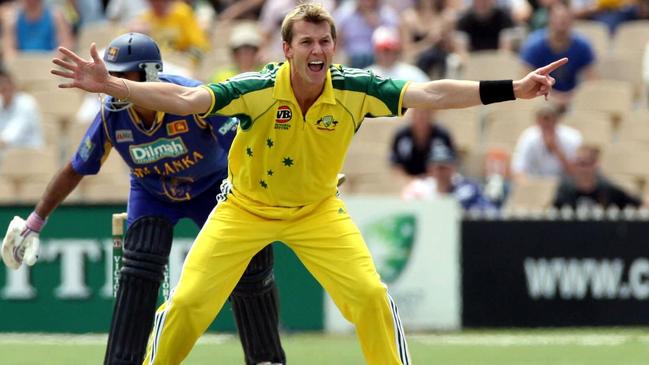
[402,58,568,110]
[51,44,213,116]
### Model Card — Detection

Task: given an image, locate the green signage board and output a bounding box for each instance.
[0,205,323,333]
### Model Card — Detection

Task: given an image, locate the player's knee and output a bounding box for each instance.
[121,216,173,283]
[355,281,388,308]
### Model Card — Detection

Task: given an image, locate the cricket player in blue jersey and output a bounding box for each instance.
[1,33,285,365]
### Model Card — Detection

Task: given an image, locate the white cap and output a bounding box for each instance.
[372,26,401,51]
[229,22,262,49]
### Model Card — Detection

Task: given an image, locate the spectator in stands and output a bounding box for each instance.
[553,144,643,210]
[366,26,430,82]
[334,0,400,68]
[106,0,149,25]
[402,142,496,211]
[68,0,105,31]
[519,1,596,109]
[570,0,638,34]
[210,21,263,83]
[258,0,336,63]
[483,147,511,208]
[1,0,74,60]
[400,0,468,79]
[511,103,582,182]
[528,0,558,31]
[0,68,44,152]
[456,0,515,52]
[495,0,533,24]
[214,0,264,21]
[130,0,210,64]
[391,108,456,179]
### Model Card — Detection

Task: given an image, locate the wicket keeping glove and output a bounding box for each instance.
[2,213,45,270]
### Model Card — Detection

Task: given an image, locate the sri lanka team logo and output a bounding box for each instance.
[315,115,338,131]
[274,105,292,130]
[166,120,188,136]
[106,47,119,62]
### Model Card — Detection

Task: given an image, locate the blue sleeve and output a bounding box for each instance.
[70,110,111,175]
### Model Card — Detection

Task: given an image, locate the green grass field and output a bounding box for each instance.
[1,328,649,364]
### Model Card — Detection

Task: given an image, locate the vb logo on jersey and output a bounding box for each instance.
[274,105,292,130]
[315,115,338,131]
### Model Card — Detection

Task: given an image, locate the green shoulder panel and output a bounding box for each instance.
[205,63,279,113]
[330,65,407,116]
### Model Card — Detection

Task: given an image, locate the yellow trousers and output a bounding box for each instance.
[143,194,411,364]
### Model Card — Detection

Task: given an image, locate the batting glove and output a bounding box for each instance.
[1,213,45,270]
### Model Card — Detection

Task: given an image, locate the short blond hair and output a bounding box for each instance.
[280,3,337,45]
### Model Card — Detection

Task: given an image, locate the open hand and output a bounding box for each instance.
[51,43,110,94]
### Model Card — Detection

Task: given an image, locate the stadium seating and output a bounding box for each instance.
[596,51,646,105]
[5,52,58,91]
[77,151,130,202]
[31,88,85,129]
[611,20,649,56]
[600,144,649,179]
[562,109,613,147]
[504,177,559,214]
[76,21,121,51]
[571,79,633,125]
[435,107,481,153]
[482,109,536,149]
[462,50,523,81]
[616,109,649,145]
[573,20,610,60]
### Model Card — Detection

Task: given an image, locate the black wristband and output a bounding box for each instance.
[479,80,516,105]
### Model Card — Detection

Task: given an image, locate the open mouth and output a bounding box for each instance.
[308,60,325,72]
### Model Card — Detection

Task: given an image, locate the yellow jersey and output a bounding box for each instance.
[202,62,409,216]
[139,1,209,57]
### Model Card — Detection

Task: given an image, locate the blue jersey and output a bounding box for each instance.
[450,175,496,212]
[71,74,237,205]
[519,29,595,92]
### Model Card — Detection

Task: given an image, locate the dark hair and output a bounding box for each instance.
[281,3,337,45]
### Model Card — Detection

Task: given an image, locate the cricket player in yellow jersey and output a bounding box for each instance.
[53,4,567,364]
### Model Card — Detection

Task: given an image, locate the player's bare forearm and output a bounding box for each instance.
[34,162,83,219]
[402,58,567,110]
[403,80,481,110]
[108,77,212,116]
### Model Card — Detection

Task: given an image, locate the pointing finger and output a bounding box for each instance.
[537,57,568,75]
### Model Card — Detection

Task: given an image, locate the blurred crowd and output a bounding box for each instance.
[0,0,649,212]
